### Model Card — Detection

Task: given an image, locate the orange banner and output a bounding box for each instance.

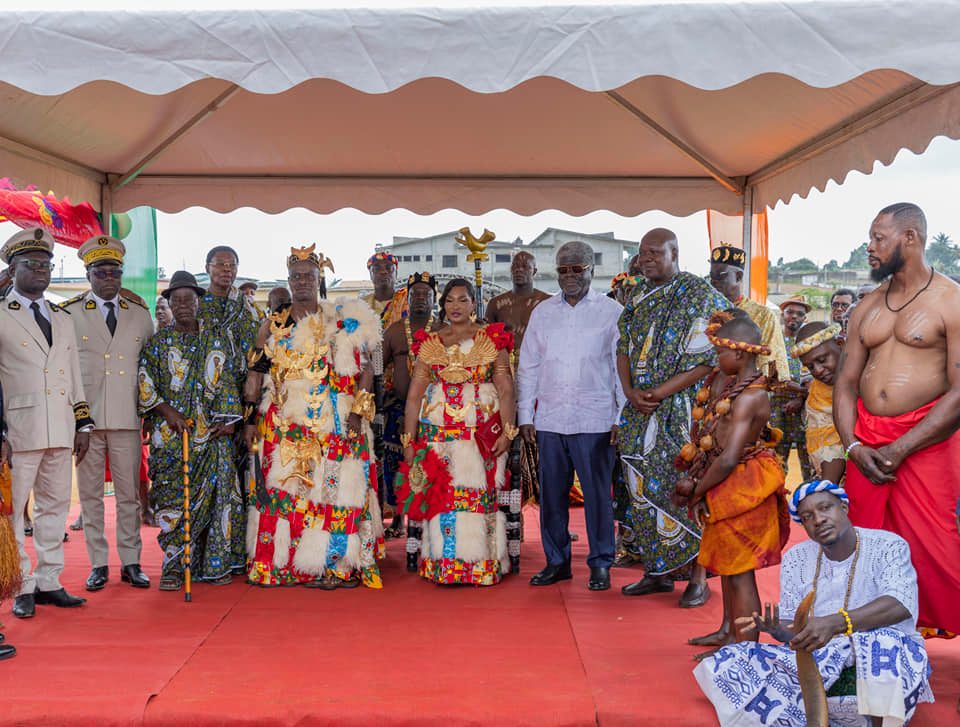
[707,209,768,304]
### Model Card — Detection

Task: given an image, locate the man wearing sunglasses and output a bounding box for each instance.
[0,227,94,619]
[63,235,155,593]
[519,241,625,592]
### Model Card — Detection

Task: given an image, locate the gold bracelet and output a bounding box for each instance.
[838,607,854,637]
[493,361,512,376]
[350,390,376,422]
[502,422,519,441]
[400,432,413,448]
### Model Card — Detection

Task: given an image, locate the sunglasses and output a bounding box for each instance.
[91,267,123,279]
[20,259,55,272]
[556,264,591,275]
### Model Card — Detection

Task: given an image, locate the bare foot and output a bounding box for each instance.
[688,626,731,647]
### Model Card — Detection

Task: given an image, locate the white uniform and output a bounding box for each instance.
[0,290,88,595]
[64,290,154,569]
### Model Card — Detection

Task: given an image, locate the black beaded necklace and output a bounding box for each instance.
[884,266,935,313]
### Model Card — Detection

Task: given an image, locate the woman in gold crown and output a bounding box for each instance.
[399,278,516,585]
[244,245,384,589]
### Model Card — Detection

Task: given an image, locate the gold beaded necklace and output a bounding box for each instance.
[811,528,861,636]
[405,314,434,374]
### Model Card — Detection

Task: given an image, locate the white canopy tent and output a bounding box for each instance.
[2,2,959,266]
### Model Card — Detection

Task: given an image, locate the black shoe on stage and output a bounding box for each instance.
[34,588,86,608]
[85,566,109,592]
[529,562,572,586]
[12,593,35,619]
[0,643,15,660]
[621,574,675,596]
[121,564,151,588]
[588,566,610,591]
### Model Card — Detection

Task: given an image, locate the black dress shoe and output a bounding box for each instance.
[34,588,86,608]
[12,593,35,619]
[679,580,711,608]
[588,566,610,591]
[23,522,33,537]
[529,562,572,586]
[406,553,419,573]
[0,643,15,661]
[0,631,5,643]
[86,566,109,592]
[121,564,150,588]
[621,574,675,596]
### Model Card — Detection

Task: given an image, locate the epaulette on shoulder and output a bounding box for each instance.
[120,291,149,310]
[61,293,86,307]
[50,302,71,315]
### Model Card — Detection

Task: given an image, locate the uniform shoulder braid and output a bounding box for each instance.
[50,301,70,315]
[62,292,87,308]
[120,289,149,309]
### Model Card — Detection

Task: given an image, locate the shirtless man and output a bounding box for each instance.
[485,251,550,355]
[383,272,437,570]
[835,201,960,636]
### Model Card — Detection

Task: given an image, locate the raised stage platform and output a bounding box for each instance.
[3,503,957,726]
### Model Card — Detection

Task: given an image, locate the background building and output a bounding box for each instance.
[382,227,639,294]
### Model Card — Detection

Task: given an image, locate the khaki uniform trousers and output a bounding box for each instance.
[76,429,143,568]
[11,447,73,595]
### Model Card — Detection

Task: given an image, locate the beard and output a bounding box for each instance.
[870,244,905,282]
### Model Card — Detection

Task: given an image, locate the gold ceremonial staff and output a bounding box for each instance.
[455,227,495,318]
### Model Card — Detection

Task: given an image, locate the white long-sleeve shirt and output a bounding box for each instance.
[517,288,625,435]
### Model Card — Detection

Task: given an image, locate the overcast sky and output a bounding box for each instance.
[4,136,959,285]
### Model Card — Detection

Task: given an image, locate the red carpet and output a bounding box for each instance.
[3,502,957,726]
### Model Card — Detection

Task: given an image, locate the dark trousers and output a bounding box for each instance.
[537,431,616,569]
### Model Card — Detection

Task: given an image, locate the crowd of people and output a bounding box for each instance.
[0,201,957,726]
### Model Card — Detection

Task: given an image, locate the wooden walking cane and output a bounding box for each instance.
[181,425,193,603]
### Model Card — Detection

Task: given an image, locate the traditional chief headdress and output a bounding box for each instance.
[705,310,771,356]
[710,244,746,269]
[287,244,335,275]
[407,270,437,293]
[789,480,849,523]
[367,251,398,269]
[790,323,842,359]
[77,235,125,267]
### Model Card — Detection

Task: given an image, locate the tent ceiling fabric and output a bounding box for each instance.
[1,3,959,216]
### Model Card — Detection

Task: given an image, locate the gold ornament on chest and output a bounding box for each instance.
[417,330,498,384]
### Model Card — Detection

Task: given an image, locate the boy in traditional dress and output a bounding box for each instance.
[792,322,845,483]
[674,313,788,655]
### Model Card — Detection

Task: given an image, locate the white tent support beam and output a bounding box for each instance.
[100,182,113,233]
[124,173,721,184]
[747,80,958,188]
[112,83,241,190]
[742,185,753,290]
[0,132,105,184]
[605,90,744,196]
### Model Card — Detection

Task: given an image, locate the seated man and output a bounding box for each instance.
[695,481,933,727]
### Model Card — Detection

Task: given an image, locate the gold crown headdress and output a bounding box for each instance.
[287,244,335,275]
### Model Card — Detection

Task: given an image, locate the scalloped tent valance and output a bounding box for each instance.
[1,2,959,220]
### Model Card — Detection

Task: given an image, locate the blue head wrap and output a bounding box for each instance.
[789,480,848,523]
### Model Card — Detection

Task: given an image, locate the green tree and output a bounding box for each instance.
[842,242,868,270]
[823,259,840,272]
[781,257,818,272]
[927,232,960,274]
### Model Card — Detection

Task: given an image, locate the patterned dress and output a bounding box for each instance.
[246,299,385,588]
[138,325,244,582]
[617,272,727,576]
[770,336,813,480]
[403,324,513,585]
[363,289,409,508]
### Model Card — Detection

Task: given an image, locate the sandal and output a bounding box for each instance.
[207,574,233,586]
[159,575,183,591]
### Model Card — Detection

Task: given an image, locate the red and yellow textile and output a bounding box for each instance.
[246,299,385,589]
[407,323,513,585]
[699,450,788,576]
[846,397,960,634]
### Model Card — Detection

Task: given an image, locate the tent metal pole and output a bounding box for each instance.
[742,185,753,296]
[101,183,113,233]
[604,91,743,195]
[113,83,241,190]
